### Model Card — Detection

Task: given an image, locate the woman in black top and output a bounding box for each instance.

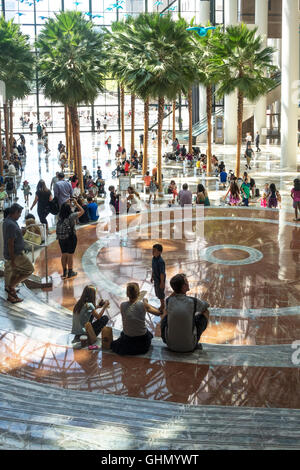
[77,197,90,224]
[30,180,52,235]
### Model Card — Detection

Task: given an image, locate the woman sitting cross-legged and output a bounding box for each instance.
[72,285,110,344]
[111,282,161,356]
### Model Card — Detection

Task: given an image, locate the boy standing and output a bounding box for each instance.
[151,244,166,312]
[241,177,251,206]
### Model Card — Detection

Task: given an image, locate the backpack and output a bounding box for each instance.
[166,296,198,329]
[56,216,74,240]
[6,179,14,192]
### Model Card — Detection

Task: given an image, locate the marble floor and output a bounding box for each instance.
[0,131,300,449]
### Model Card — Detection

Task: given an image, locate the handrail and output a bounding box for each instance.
[176,107,224,140]
[149,103,180,131]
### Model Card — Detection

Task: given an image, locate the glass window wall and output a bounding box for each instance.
[1,0,223,132]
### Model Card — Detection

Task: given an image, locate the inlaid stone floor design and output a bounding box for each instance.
[1,206,300,449]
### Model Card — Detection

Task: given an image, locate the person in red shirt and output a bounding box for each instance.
[144,171,151,187]
[124,160,130,175]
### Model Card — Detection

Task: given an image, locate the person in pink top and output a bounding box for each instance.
[291,178,300,221]
[223,181,241,206]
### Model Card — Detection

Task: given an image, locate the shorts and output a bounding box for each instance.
[5,253,34,286]
[293,200,300,209]
[154,283,165,300]
[58,233,77,254]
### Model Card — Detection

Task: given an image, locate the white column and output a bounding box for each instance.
[224,0,238,144]
[254,0,268,144]
[198,0,210,143]
[224,0,238,25]
[281,0,299,169]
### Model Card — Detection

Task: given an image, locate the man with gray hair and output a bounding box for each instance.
[3,203,34,303]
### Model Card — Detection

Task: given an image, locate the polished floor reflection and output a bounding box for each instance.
[1,330,299,408]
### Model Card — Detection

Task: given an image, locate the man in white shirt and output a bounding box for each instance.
[161,273,210,352]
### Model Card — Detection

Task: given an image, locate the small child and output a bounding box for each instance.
[291,178,300,221]
[21,180,31,205]
[261,183,269,208]
[220,169,227,189]
[151,244,166,312]
[241,178,251,206]
[268,183,281,209]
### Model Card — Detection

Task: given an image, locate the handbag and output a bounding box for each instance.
[101,326,113,350]
[48,196,59,215]
[24,229,42,245]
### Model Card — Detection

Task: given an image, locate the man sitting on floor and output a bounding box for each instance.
[161,273,210,353]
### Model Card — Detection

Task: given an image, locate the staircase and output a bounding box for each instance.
[0,373,299,450]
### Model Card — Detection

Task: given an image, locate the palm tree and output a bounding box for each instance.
[172,99,176,141]
[115,13,196,191]
[188,24,222,174]
[109,18,151,175]
[187,88,193,154]
[109,19,135,152]
[37,11,106,191]
[211,24,276,177]
[0,17,34,159]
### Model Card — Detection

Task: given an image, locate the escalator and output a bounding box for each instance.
[149,71,282,141]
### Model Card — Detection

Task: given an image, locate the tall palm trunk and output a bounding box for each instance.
[206,85,213,175]
[172,100,176,140]
[69,105,83,192]
[130,93,135,158]
[120,85,125,149]
[188,89,193,155]
[0,110,3,175]
[3,101,10,159]
[142,97,149,176]
[236,90,244,178]
[9,98,13,149]
[64,105,70,169]
[68,107,74,171]
[157,96,165,193]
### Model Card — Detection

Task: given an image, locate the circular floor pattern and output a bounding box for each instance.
[199,245,264,266]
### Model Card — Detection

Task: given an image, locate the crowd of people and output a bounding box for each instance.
[1,124,299,361]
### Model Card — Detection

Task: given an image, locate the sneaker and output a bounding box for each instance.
[61,269,67,279]
[67,270,77,279]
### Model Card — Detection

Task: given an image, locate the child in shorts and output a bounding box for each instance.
[151,244,166,312]
[291,178,300,221]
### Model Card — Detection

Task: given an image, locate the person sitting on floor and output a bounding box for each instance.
[161,273,210,353]
[111,282,161,356]
[87,196,99,222]
[71,285,110,344]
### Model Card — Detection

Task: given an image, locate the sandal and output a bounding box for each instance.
[7,294,23,304]
[5,287,20,294]
[6,287,19,298]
